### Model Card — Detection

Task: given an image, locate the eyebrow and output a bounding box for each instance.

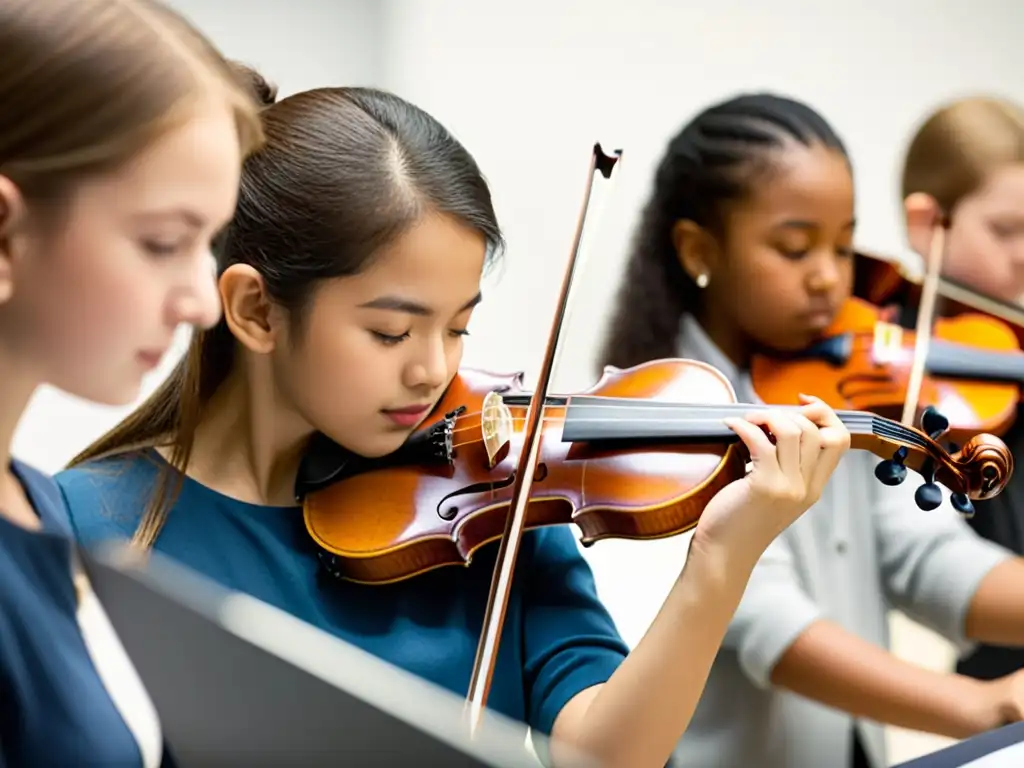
[358,291,483,316]
[133,209,207,228]
[774,218,857,231]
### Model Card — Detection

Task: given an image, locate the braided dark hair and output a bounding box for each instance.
[597,94,848,372]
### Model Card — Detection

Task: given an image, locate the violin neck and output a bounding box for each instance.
[927,340,1024,384]
[560,396,885,452]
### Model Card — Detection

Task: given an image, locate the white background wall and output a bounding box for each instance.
[17,2,1024,761]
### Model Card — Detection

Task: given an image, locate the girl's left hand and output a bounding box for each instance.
[690,396,851,568]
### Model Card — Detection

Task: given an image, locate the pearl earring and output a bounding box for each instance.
[695,273,709,288]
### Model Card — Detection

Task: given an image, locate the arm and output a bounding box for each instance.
[871,477,1011,648]
[965,558,1024,646]
[550,543,760,768]
[544,402,850,767]
[769,619,992,739]
[763,479,1017,740]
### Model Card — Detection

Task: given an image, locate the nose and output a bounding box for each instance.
[405,335,449,390]
[168,252,222,330]
[806,251,843,294]
[1009,247,1024,299]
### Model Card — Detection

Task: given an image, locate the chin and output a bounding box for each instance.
[753,333,811,355]
[340,432,410,460]
[52,372,141,408]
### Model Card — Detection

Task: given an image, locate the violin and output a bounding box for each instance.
[751,295,1024,442]
[297,357,1012,582]
[854,247,1024,345]
[292,145,1014,729]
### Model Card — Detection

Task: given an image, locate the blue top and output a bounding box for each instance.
[56,451,628,736]
[1,460,147,767]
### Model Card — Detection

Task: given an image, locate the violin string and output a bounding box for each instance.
[443,406,881,439]
[452,428,937,462]
[446,412,879,437]
[443,414,907,456]
[446,414,911,453]
[437,404,943,462]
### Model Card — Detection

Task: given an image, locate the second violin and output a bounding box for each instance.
[751,296,1024,442]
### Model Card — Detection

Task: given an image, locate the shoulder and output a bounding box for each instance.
[11,458,72,535]
[55,452,162,544]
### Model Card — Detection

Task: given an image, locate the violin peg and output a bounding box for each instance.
[874,459,907,486]
[914,482,943,511]
[950,493,975,518]
[919,406,950,442]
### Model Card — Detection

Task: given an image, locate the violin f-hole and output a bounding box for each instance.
[434,471,519,521]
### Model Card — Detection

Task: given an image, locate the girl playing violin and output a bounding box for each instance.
[900,97,1024,683]
[56,68,850,768]
[0,0,261,765]
[902,97,1024,306]
[596,93,1024,768]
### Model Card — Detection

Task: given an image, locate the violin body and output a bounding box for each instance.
[752,297,1024,442]
[854,248,1024,347]
[302,357,1013,585]
[303,360,746,584]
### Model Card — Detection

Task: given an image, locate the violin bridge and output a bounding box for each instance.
[481,391,513,469]
[872,322,903,364]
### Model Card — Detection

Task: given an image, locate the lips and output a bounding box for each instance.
[383,404,432,415]
[804,305,837,327]
[381,404,432,428]
[136,349,167,369]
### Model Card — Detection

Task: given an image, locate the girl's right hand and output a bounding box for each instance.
[969,667,1024,734]
[690,396,851,568]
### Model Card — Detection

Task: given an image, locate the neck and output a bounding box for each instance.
[0,342,43,526]
[188,361,313,507]
[694,308,751,368]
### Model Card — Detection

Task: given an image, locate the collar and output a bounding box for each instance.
[676,314,759,403]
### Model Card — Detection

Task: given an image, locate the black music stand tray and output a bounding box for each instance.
[893,722,1024,767]
[83,543,596,768]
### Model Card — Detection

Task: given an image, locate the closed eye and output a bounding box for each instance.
[371,330,410,346]
[142,239,185,257]
[778,248,808,260]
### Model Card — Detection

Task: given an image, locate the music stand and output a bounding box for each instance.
[83,543,595,768]
[893,723,1024,767]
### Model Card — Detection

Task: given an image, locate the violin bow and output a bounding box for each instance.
[464,144,621,732]
[900,217,948,426]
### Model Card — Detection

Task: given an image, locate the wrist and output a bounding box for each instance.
[688,530,761,577]
[684,535,758,593]
[947,675,1004,738]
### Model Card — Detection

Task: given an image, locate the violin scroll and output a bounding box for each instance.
[867,402,1012,516]
[951,433,1014,501]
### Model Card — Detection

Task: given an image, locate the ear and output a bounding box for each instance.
[219,263,283,354]
[0,175,28,305]
[903,192,944,259]
[671,219,717,287]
